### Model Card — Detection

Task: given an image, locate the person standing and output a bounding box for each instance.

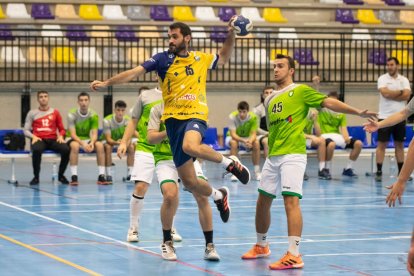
[375,57,412,182]
[23,90,69,185]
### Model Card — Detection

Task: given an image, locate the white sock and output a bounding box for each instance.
[288,236,301,257]
[325,161,332,171]
[130,194,144,229]
[106,166,112,176]
[98,166,105,175]
[257,232,268,247]
[319,161,325,171]
[254,165,260,173]
[128,166,133,175]
[220,156,232,169]
[346,160,355,169]
[172,215,176,229]
[70,165,77,176]
[211,188,223,201]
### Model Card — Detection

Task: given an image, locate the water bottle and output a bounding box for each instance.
[52,162,58,184]
[389,156,396,178]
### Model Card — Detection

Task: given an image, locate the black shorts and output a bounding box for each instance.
[378,119,406,142]
[165,118,207,168]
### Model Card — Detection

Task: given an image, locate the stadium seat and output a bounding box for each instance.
[400,10,414,24]
[364,0,383,4]
[41,25,63,37]
[336,9,359,24]
[77,47,102,64]
[128,47,150,64]
[368,49,387,65]
[248,48,267,64]
[0,46,26,63]
[0,25,13,40]
[255,27,278,39]
[127,6,150,21]
[344,0,364,4]
[404,0,414,5]
[90,25,111,38]
[55,4,78,19]
[230,48,249,64]
[31,3,54,19]
[270,49,289,60]
[218,7,236,22]
[372,29,392,40]
[27,47,49,63]
[294,49,319,65]
[150,5,173,21]
[278,28,298,39]
[66,25,89,41]
[173,6,196,21]
[0,5,5,19]
[252,0,272,2]
[405,126,414,147]
[137,26,160,38]
[203,128,225,151]
[79,5,103,20]
[320,0,342,3]
[15,25,39,38]
[357,9,381,24]
[210,26,227,43]
[103,5,127,20]
[391,49,413,65]
[51,47,76,63]
[102,47,126,63]
[351,28,371,40]
[395,29,413,42]
[115,26,138,42]
[209,0,228,2]
[195,7,220,21]
[6,3,30,19]
[384,0,405,5]
[263,8,287,23]
[241,7,264,22]
[378,10,400,24]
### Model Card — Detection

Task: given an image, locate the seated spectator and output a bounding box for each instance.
[303,108,332,180]
[226,101,261,181]
[253,86,274,159]
[24,90,70,185]
[318,91,363,178]
[101,100,136,183]
[66,92,106,185]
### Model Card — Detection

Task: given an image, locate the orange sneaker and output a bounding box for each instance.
[241,244,271,259]
[269,251,304,270]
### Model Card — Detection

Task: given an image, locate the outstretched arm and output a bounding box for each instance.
[322,97,377,119]
[364,109,409,133]
[90,66,146,91]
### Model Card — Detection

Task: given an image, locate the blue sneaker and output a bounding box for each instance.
[342,168,358,178]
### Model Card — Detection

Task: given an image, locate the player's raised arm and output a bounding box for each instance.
[217,17,236,66]
[90,66,147,91]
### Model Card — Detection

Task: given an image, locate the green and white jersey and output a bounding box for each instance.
[147,103,173,164]
[67,108,99,140]
[228,111,258,138]
[101,114,130,141]
[131,88,163,153]
[264,83,326,156]
[318,108,346,134]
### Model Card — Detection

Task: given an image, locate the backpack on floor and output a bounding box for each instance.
[3,132,26,151]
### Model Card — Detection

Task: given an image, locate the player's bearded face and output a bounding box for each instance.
[169,38,186,54]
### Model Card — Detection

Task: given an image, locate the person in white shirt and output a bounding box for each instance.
[375,57,412,182]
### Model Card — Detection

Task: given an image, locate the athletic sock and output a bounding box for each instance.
[319,161,325,171]
[98,166,105,175]
[163,229,172,243]
[398,162,404,174]
[203,230,213,246]
[288,236,301,257]
[128,166,133,175]
[106,166,112,176]
[346,160,355,170]
[254,165,260,173]
[220,156,232,169]
[211,188,223,201]
[70,165,77,176]
[325,161,332,171]
[130,194,144,229]
[256,232,268,247]
[376,163,383,174]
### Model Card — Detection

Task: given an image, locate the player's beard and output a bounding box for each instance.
[169,40,186,54]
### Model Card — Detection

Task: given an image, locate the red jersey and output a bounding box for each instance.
[23,107,65,140]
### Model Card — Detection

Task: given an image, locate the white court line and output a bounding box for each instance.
[306,252,407,257]
[36,204,414,213]
[0,201,160,256]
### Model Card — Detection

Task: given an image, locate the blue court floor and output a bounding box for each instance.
[0,155,412,276]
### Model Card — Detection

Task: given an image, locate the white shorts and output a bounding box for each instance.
[258,154,307,199]
[130,151,155,183]
[321,133,346,149]
[155,160,179,190]
[305,138,312,148]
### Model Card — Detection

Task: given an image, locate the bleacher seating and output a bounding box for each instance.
[6,3,30,19]
[357,9,382,24]
[137,26,160,38]
[41,25,63,37]
[203,128,225,151]
[0,5,6,19]
[368,49,387,65]
[278,28,298,39]
[195,7,220,21]
[352,28,371,40]
[31,3,54,20]
[66,25,89,41]
[321,0,343,3]
[378,10,400,24]
[218,7,236,22]
[270,49,289,60]
[400,10,414,24]
[241,7,264,22]
[150,5,173,21]
[1,46,26,63]
[173,6,196,21]
[91,25,111,38]
[115,26,138,42]
[77,47,102,64]
[336,9,359,24]
[79,5,103,20]
[210,26,227,43]
[263,8,287,23]
[384,0,405,5]
[248,48,267,64]
[0,25,14,40]
[51,47,76,63]
[364,0,383,4]
[55,4,78,19]
[391,49,413,65]
[127,6,150,21]
[294,49,319,65]
[395,29,413,41]
[102,47,126,63]
[27,46,49,63]
[344,0,364,4]
[128,47,149,64]
[103,5,128,20]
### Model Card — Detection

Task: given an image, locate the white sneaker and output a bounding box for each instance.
[171,227,182,242]
[230,175,238,182]
[204,243,220,261]
[161,241,177,261]
[255,172,262,181]
[127,226,139,242]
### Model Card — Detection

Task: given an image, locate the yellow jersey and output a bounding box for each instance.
[141,50,218,122]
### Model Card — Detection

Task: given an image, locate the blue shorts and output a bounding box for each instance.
[165,118,207,168]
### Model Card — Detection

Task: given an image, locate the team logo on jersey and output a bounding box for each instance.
[285,115,292,123]
[48,115,53,119]
[269,114,293,126]
[288,90,294,97]
[194,55,200,61]
[193,123,199,129]
[178,94,196,101]
[168,54,174,58]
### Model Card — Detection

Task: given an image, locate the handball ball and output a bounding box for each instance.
[231,15,253,36]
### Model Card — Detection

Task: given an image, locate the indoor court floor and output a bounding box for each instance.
[0,155,412,275]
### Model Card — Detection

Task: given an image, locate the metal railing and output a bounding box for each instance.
[0,29,412,85]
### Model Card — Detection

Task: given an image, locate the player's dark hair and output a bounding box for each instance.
[328,91,339,98]
[78,92,90,100]
[275,54,295,70]
[37,90,48,98]
[115,100,127,109]
[138,86,150,94]
[238,101,249,111]
[169,22,192,37]
[261,85,274,103]
[387,57,400,65]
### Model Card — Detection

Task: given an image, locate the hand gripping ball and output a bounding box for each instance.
[231,15,253,36]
